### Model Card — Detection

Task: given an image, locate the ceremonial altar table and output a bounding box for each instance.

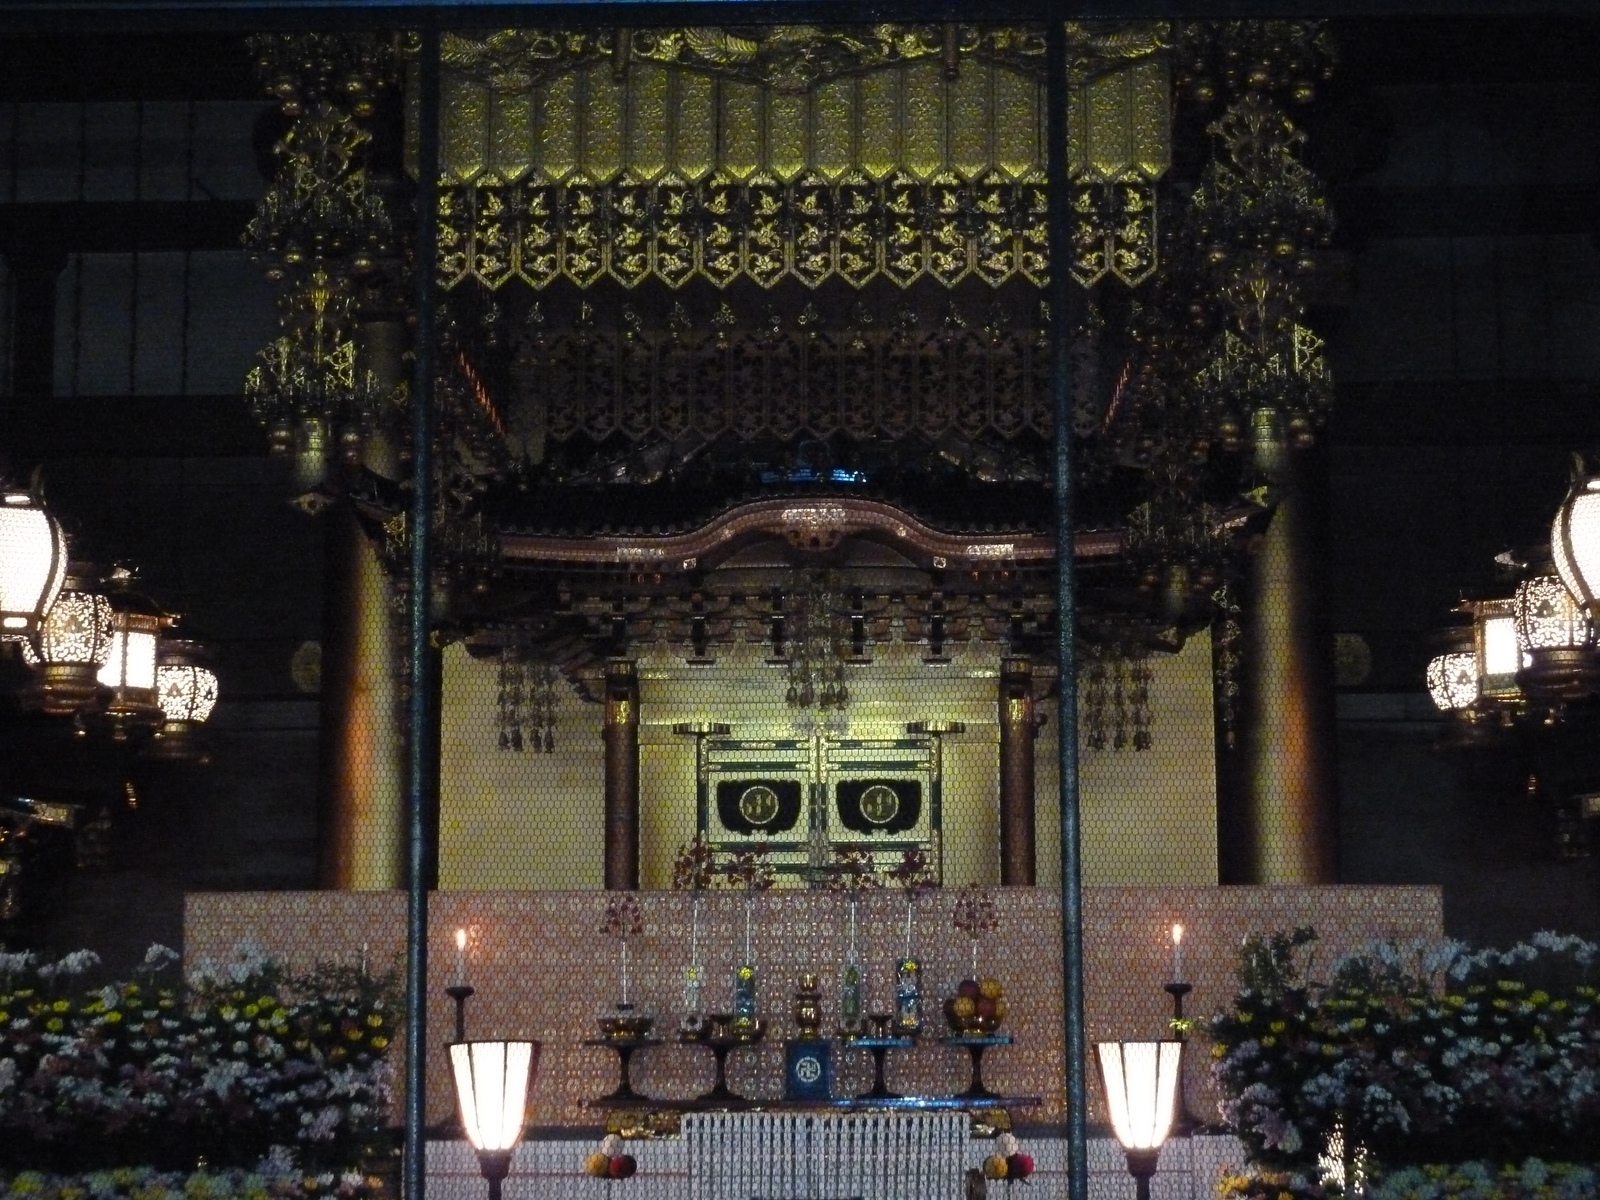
[184,884,1443,1130]
[425,1128,1254,1200]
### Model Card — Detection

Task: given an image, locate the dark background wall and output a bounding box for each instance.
[4,19,1600,968]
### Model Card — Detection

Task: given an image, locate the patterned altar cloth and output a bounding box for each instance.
[686,1111,969,1200]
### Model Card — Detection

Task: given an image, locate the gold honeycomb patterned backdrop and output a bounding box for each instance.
[439,634,1217,890]
[186,885,1442,1129]
[1036,633,1220,887]
[440,645,606,889]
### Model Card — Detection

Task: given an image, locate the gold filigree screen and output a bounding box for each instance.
[414,27,1171,289]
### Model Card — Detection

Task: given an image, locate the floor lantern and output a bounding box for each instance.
[1097,1039,1182,1200]
[449,1039,540,1200]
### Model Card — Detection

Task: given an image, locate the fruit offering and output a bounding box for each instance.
[586,1152,638,1179]
[943,976,1008,1034]
[983,1155,1010,1180]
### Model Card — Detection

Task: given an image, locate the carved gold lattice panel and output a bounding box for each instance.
[414,30,1172,290]
[510,308,1052,447]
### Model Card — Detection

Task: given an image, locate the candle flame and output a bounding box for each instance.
[455,928,467,951]
[1172,923,1184,945]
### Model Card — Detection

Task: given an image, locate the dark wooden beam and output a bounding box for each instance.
[1330,380,1600,447]
[0,202,255,257]
[0,34,259,101]
[6,394,264,460]
[1333,185,1599,241]
[2,3,1600,37]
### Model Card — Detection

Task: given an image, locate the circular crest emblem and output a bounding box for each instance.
[738,784,781,826]
[859,784,901,826]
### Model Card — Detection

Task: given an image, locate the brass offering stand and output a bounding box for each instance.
[681,1014,764,1106]
[445,984,474,1043]
[846,1015,916,1100]
[939,1032,1012,1101]
[584,1034,663,1105]
[1164,981,1200,1135]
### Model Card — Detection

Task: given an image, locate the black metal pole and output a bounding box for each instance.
[404,22,442,1200]
[1046,17,1089,1200]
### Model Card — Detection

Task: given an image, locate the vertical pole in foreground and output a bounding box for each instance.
[404,22,442,1200]
[1045,19,1089,1200]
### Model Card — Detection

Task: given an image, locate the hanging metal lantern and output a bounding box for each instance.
[1425,648,1477,713]
[0,486,68,644]
[1512,565,1600,702]
[147,639,219,762]
[1551,467,1600,614]
[84,568,168,741]
[25,562,115,716]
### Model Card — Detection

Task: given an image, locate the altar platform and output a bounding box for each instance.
[185,885,1441,1131]
[425,1128,1253,1200]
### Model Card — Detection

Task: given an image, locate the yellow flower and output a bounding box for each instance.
[46,1017,64,1031]
[105,1010,123,1023]
[1261,1036,1276,1047]
[366,1013,383,1027]
[52,999,69,1012]
[1269,1021,1286,1033]
[1236,1011,1253,1023]
[1211,1044,1226,1058]
[371,1035,389,1049]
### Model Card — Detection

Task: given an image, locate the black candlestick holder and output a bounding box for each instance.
[447,984,475,1044]
[1164,982,1200,1135]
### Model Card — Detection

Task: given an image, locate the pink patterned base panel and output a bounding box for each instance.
[184,885,1441,1128]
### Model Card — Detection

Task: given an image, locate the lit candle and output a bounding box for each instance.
[454,928,468,988]
[1171,923,1185,983]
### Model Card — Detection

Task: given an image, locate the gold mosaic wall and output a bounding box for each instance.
[440,645,606,890]
[439,633,1217,890]
[185,885,1444,1129]
[1036,633,1220,887]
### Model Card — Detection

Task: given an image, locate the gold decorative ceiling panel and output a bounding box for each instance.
[410,24,1171,291]
[423,57,1050,187]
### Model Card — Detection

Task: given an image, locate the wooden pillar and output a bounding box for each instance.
[603,658,640,890]
[1237,410,1338,883]
[316,504,406,888]
[998,656,1037,884]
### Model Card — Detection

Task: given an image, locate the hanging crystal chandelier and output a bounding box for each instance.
[0,484,68,644]
[147,639,219,762]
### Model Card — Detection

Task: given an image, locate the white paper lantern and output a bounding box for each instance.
[0,488,68,641]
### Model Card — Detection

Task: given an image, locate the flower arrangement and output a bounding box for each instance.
[887,846,936,894]
[601,894,645,1006]
[825,847,881,891]
[721,846,776,892]
[1209,928,1600,1192]
[952,884,999,977]
[0,944,396,1175]
[670,835,717,891]
[0,1158,387,1200]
